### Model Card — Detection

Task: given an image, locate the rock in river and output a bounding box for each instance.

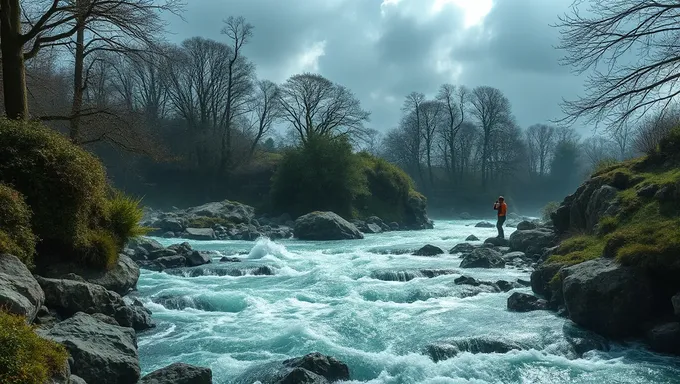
[141,362,213,384]
[460,248,505,269]
[294,211,364,240]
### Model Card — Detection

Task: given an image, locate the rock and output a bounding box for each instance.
[516,221,537,230]
[187,200,255,224]
[484,237,510,247]
[530,263,564,302]
[465,235,479,241]
[509,229,556,253]
[90,313,120,326]
[502,251,526,261]
[563,322,610,356]
[365,223,383,234]
[673,293,680,317]
[646,322,680,355]
[154,218,184,233]
[654,184,677,202]
[149,249,178,259]
[449,243,475,255]
[460,248,505,268]
[507,292,548,312]
[585,185,619,230]
[150,256,187,271]
[388,222,400,230]
[186,251,211,267]
[459,212,474,220]
[371,269,457,282]
[404,192,434,230]
[561,258,655,338]
[81,255,139,296]
[184,228,216,241]
[637,184,660,198]
[0,254,45,323]
[496,280,521,292]
[141,362,212,384]
[425,337,523,362]
[413,244,444,257]
[219,256,242,263]
[294,212,364,240]
[454,276,481,286]
[43,312,140,384]
[475,221,495,228]
[69,375,87,384]
[167,242,192,254]
[36,277,153,331]
[233,352,349,384]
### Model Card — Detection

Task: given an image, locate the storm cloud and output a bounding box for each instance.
[164,0,585,134]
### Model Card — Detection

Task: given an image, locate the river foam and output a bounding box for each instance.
[136,220,680,383]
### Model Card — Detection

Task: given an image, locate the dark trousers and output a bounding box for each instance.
[496,216,506,238]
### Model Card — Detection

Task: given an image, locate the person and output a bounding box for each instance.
[493,196,507,239]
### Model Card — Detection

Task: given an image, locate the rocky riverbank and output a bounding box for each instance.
[142,200,434,242]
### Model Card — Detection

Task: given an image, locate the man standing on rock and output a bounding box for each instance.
[493,196,507,239]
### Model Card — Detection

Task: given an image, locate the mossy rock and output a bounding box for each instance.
[0,119,145,270]
[0,185,36,267]
[0,310,69,384]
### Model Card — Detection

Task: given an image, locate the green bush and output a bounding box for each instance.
[0,119,144,270]
[658,126,680,158]
[548,234,605,266]
[0,310,68,384]
[541,201,560,223]
[0,185,36,267]
[270,134,368,218]
[106,191,148,248]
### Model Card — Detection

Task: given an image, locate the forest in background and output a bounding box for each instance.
[6,3,678,217]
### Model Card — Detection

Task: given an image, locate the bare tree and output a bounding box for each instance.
[555,126,581,144]
[436,84,467,180]
[279,73,371,144]
[419,100,444,188]
[526,124,556,176]
[246,79,281,157]
[555,0,680,132]
[611,122,635,160]
[401,92,425,184]
[582,135,617,169]
[0,0,182,121]
[633,103,680,154]
[219,16,254,173]
[469,86,513,187]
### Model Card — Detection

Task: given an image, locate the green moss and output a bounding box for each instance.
[0,310,69,384]
[548,234,605,266]
[0,119,139,271]
[597,216,619,235]
[187,217,232,228]
[0,185,36,267]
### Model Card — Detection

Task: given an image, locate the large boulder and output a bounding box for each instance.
[484,237,510,247]
[403,193,434,230]
[0,254,44,323]
[186,200,255,224]
[646,322,680,355]
[460,248,505,269]
[585,185,619,231]
[449,243,475,255]
[465,235,479,241]
[561,258,655,338]
[39,254,140,296]
[530,262,564,303]
[516,221,538,231]
[141,362,212,384]
[507,292,548,312]
[563,322,610,356]
[475,221,495,228]
[413,244,444,257]
[425,337,523,362]
[36,277,153,331]
[294,212,364,240]
[42,312,140,384]
[184,228,216,241]
[186,251,212,267]
[233,352,350,384]
[509,229,556,253]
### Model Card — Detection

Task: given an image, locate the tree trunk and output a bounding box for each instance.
[69,18,86,143]
[0,0,29,120]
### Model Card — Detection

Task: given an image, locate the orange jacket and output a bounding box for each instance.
[494,202,507,217]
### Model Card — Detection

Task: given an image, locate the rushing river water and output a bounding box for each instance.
[136,220,680,383]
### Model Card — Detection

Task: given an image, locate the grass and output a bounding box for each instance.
[548,234,606,267]
[0,310,68,384]
[106,191,149,247]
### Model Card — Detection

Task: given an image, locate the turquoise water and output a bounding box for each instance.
[136,220,680,383]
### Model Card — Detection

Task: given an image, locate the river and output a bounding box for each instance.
[135,220,680,383]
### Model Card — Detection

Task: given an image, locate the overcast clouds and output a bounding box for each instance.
[164,0,585,135]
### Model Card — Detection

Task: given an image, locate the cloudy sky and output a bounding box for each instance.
[164,0,584,135]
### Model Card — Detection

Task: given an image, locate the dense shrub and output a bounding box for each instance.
[0,185,36,267]
[106,191,148,248]
[0,119,144,270]
[270,135,368,218]
[0,310,68,384]
[658,126,680,159]
[541,201,559,222]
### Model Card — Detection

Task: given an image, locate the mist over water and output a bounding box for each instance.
[135,221,680,383]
